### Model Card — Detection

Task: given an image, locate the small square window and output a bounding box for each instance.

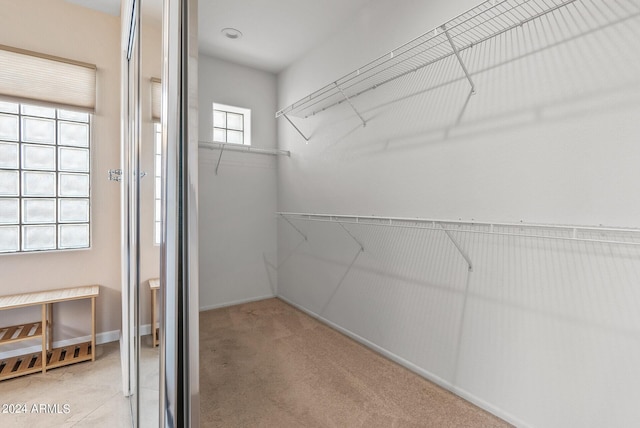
[212,103,251,146]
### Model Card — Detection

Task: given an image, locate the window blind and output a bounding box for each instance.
[0,45,96,112]
[151,77,161,121]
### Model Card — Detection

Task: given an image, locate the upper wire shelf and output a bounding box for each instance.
[199,141,290,175]
[199,141,291,157]
[276,0,639,121]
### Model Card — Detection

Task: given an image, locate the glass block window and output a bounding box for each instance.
[213,103,251,145]
[154,122,162,245]
[0,100,90,253]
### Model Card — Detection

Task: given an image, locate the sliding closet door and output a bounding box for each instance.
[161,0,200,426]
[120,0,140,427]
[120,0,142,425]
[121,0,199,425]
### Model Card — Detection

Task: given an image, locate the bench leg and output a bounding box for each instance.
[47,303,53,351]
[152,289,158,347]
[41,304,47,373]
[91,297,96,361]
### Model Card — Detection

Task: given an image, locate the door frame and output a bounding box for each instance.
[120,0,200,426]
[120,0,141,407]
[160,0,200,426]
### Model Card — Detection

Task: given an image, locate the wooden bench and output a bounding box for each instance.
[149,278,159,347]
[0,285,99,381]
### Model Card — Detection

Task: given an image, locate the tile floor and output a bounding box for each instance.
[0,339,159,428]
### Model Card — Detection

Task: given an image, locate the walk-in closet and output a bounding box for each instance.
[2,0,639,426]
[197,0,640,427]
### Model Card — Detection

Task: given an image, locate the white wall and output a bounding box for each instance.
[277,1,640,427]
[198,55,278,310]
[0,0,122,345]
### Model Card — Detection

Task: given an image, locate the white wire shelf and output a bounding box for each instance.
[199,141,290,175]
[277,212,640,247]
[276,0,640,123]
[199,141,290,157]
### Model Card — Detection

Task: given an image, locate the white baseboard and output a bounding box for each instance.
[199,294,275,312]
[277,295,529,428]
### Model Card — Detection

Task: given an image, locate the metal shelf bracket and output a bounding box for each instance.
[439,224,473,272]
[279,214,308,242]
[442,23,476,95]
[282,114,310,142]
[215,143,225,175]
[337,220,365,252]
[335,82,367,127]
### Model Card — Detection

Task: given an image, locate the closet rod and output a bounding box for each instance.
[198,141,291,157]
[277,212,640,247]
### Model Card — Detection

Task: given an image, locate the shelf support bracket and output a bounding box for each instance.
[279,214,308,242]
[442,24,476,95]
[337,221,365,252]
[439,224,473,272]
[215,143,225,175]
[282,114,310,142]
[334,82,367,127]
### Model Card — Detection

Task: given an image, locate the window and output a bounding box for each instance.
[154,123,162,245]
[0,101,90,253]
[213,103,251,145]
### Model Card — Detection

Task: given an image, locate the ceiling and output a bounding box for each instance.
[65,0,370,73]
[198,0,370,73]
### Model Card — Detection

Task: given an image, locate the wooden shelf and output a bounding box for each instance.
[0,342,93,381]
[0,285,98,382]
[0,352,43,381]
[0,285,99,310]
[0,321,43,345]
[46,342,92,370]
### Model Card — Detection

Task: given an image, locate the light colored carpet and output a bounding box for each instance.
[199,298,511,427]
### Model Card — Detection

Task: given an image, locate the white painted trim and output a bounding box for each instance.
[199,294,275,312]
[277,295,530,428]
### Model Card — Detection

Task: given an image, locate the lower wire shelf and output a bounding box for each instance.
[0,341,93,381]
